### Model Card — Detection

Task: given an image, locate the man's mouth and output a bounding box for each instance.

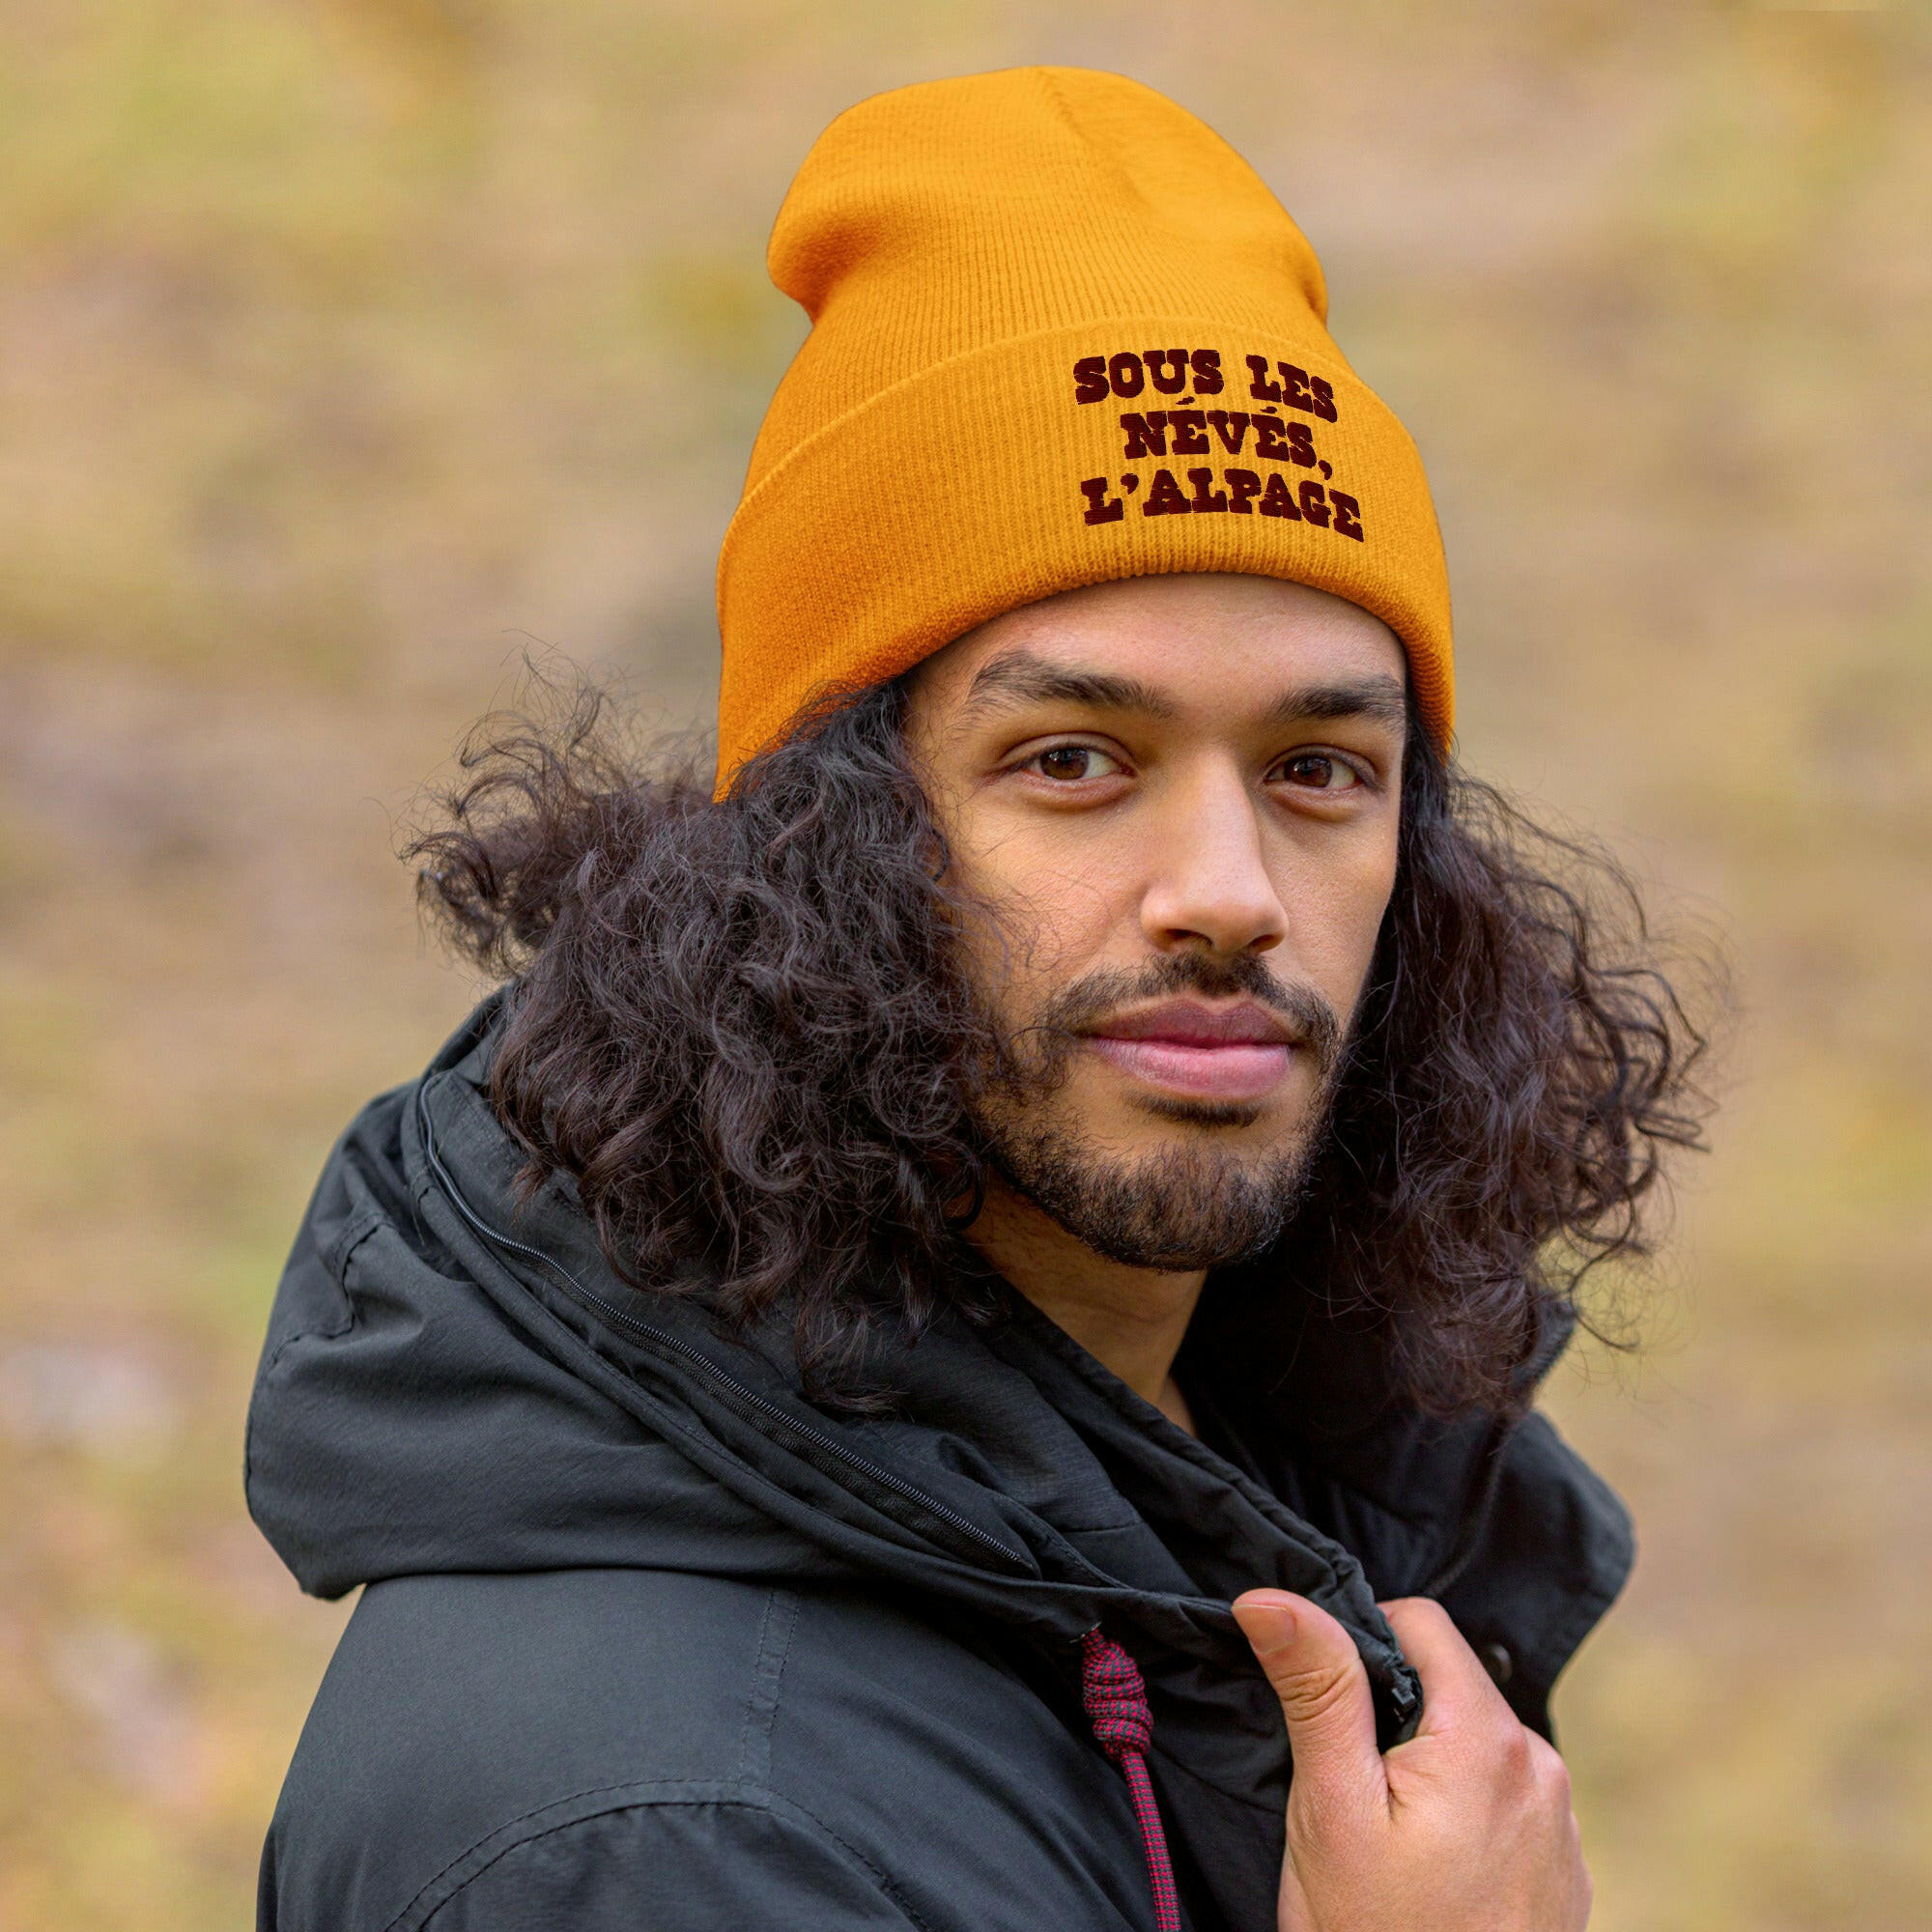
[1080,998,1299,1103]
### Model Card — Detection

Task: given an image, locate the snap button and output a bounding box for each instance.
[1478,1641,1514,1687]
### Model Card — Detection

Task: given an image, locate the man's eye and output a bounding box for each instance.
[1276,753,1361,791]
[1031,745,1121,781]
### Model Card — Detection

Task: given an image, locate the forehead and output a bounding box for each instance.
[914,573,1408,718]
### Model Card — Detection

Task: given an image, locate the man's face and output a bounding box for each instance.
[905,572,1408,1271]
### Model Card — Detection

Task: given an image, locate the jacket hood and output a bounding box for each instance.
[248,997,1632,1857]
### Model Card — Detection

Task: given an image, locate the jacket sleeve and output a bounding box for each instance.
[413,1790,925,1932]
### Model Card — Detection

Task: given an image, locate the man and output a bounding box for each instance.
[250,69,1706,1931]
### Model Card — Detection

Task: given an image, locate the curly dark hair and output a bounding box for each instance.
[409,669,1714,1415]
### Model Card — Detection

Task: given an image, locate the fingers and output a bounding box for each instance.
[1232,1590,1382,1803]
[1247,1592,1594,1932]
[1379,1597,1517,1740]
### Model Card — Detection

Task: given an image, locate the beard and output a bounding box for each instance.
[970,951,1348,1272]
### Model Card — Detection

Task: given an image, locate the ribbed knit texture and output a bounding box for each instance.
[715,67,1454,787]
[1080,1629,1181,1932]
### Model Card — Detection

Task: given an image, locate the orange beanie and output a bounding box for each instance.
[715,67,1453,787]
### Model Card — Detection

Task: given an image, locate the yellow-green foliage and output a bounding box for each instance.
[0,5,1927,1927]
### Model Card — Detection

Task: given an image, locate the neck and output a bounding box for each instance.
[967,1171,1204,1435]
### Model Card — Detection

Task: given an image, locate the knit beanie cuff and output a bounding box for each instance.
[716,318,1450,787]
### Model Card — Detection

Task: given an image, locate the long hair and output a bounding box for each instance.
[409,671,1714,1413]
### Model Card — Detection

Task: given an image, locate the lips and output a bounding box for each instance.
[1081,999,1299,1103]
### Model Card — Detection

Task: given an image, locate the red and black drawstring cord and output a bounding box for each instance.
[1079,1629,1181,1932]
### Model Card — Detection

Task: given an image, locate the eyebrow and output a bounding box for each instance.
[960,649,1175,720]
[960,648,1409,734]
[1262,673,1408,731]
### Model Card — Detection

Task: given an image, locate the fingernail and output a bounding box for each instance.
[1233,1592,1298,1644]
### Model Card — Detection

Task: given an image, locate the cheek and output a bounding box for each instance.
[952,816,1138,993]
[1275,835,1398,1009]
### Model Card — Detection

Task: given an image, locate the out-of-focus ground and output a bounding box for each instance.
[0,3,1927,1925]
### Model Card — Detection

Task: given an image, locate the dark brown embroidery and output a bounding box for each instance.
[1244,355,1282,403]
[1143,469,1191,516]
[1259,472,1302,519]
[1205,410,1250,454]
[1079,477,1125,524]
[1166,410,1209,455]
[1225,468,1263,514]
[1144,349,1189,395]
[1120,412,1169,459]
[1186,468,1229,513]
[1279,362,1317,413]
[1253,415,1292,463]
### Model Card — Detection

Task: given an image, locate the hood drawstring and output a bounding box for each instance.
[1080,1630,1181,1932]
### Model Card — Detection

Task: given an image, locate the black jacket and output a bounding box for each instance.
[248,1001,1633,1931]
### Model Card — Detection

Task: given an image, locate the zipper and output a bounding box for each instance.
[413,1079,1023,1570]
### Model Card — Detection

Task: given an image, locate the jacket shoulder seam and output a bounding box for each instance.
[742,1785,935,1932]
[259,1206,381,1386]
[386,1777,929,1932]
[244,1206,383,1492]
[323,1201,388,1287]
[735,1586,799,1786]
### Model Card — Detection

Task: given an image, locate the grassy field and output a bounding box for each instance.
[1,4,1927,1926]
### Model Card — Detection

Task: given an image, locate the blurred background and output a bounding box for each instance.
[1,2,1927,1925]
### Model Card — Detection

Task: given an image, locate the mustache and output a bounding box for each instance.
[1023,952,1345,1076]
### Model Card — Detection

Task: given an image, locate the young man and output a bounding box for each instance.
[250,70,1706,1931]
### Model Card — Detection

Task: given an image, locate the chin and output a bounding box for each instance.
[988,1113,1320,1274]
[1066,1095,1321,1184]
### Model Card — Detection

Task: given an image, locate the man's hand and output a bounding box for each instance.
[1232,1591,1591,1932]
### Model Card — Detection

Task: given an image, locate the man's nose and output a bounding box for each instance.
[1138,761,1289,958]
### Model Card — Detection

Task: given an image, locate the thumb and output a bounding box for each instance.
[1233,1591,1383,1799]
